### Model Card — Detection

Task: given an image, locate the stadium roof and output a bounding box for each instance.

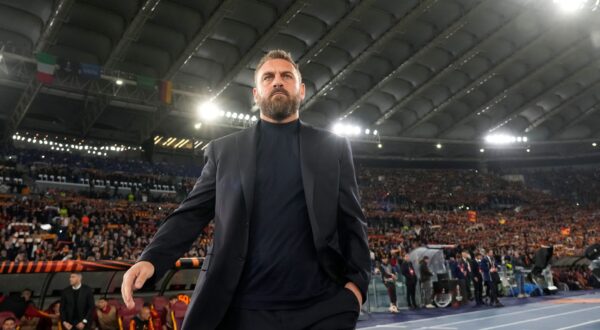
[1,0,600,161]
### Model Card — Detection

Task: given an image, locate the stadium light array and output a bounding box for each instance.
[332,123,378,137]
[484,134,528,145]
[12,132,139,156]
[196,101,257,127]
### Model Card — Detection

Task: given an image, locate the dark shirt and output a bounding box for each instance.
[73,288,80,321]
[401,261,418,285]
[420,261,433,282]
[231,119,336,309]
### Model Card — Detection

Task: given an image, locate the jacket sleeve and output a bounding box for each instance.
[137,142,217,283]
[59,289,68,323]
[338,137,371,303]
[480,259,490,275]
[85,287,95,323]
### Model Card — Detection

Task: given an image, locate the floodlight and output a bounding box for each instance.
[553,0,587,12]
[198,102,219,121]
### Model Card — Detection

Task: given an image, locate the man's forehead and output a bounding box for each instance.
[257,59,298,75]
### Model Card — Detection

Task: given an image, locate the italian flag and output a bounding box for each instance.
[160,80,173,104]
[36,52,56,84]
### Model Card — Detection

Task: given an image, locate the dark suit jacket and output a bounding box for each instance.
[59,285,95,326]
[401,261,417,285]
[481,257,493,282]
[138,120,371,329]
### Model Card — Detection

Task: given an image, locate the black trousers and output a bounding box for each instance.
[485,280,499,304]
[473,277,483,304]
[405,282,417,308]
[216,286,360,330]
[464,276,473,300]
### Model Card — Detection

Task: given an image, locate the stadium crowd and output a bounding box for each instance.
[1,147,600,324]
[0,286,190,330]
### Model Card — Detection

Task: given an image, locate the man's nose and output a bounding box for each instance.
[272,75,284,88]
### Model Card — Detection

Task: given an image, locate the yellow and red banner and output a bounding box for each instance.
[467,210,477,223]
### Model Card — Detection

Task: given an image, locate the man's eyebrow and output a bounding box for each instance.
[261,70,295,76]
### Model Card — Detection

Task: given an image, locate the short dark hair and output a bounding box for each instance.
[254,49,301,83]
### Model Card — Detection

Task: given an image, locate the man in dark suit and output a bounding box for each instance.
[461,251,474,302]
[60,272,95,329]
[450,253,468,303]
[472,252,484,306]
[481,250,503,307]
[122,49,371,330]
[401,254,418,309]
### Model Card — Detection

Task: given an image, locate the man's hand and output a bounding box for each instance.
[76,322,85,329]
[122,261,155,309]
[344,281,362,307]
[62,321,73,330]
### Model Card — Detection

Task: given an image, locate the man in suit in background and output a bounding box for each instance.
[461,251,474,302]
[121,49,371,330]
[482,250,503,307]
[60,272,95,329]
[472,253,485,306]
[401,254,418,309]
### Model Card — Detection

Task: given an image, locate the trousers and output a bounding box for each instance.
[216,286,361,330]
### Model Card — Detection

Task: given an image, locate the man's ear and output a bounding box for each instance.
[252,87,258,103]
[299,83,306,101]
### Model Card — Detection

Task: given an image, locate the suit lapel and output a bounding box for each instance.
[237,123,258,218]
[299,121,322,246]
[237,120,322,246]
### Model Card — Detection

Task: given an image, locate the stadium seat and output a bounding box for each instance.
[152,296,169,314]
[118,298,144,327]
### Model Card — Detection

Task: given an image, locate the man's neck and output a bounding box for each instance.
[72,283,82,290]
[260,113,299,124]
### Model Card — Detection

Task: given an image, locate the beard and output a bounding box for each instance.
[257,88,301,121]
